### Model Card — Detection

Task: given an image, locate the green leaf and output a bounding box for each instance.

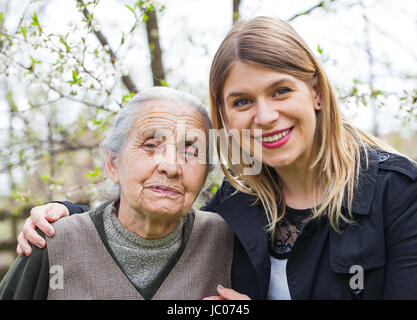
[122,92,135,104]
[135,0,144,8]
[0,12,4,24]
[85,167,101,178]
[211,185,218,194]
[6,91,18,111]
[31,12,39,25]
[147,4,155,12]
[10,191,25,202]
[42,175,51,182]
[59,35,70,52]
[20,26,27,39]
[31,12,42,32]
[30,56,41,65]
[159,79,168,87]
[142,12,149,22]
[67,70,82,85]
[125,4,135,14]
[317,44,323,54]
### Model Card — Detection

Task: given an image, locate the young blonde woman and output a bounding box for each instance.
[15,17,417,300]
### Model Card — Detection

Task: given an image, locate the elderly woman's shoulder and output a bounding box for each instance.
[50,210,94,237]
[193,209,233,233]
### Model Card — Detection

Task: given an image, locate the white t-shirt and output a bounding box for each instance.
[267,256,291,300]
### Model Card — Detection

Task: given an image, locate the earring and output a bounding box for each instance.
[317,102,321,107]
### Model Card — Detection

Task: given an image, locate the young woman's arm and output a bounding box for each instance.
[16,202,90,256]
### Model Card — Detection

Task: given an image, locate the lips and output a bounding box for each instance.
[255,126,295,149]
[149,185,182,196]
[261,126,293,138]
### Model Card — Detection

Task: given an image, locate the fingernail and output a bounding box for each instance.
[38,240,44,247]
[217,284,224,290]
[24,249,29,255]
[47,229,54,236]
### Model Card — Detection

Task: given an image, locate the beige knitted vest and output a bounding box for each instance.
[46,208,234,300]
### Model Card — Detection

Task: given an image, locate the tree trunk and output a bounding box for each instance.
[233,0,241,24]
[144,9,165,86]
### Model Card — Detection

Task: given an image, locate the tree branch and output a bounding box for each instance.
[287,0,336,22]
[76,0,137,93]
[0,143,100,173]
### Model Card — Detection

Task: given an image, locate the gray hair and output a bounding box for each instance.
[101,86,212,159]
[100,86,215,201]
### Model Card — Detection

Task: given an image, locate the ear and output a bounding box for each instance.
[311,78,322,111]
[314,95,322,111]
[105,153,120,184]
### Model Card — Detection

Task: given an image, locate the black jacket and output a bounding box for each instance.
[60,148,417,300]
[201,148,417,299]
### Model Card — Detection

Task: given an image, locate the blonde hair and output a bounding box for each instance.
[209,16,396,236]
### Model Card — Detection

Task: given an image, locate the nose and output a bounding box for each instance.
[156,145,181,178]
[254,98,279,127]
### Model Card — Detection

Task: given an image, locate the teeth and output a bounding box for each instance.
[261,129,291,143]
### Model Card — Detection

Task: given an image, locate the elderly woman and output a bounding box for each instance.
[0,87,234,300]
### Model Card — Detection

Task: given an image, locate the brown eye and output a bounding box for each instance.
[273,87,291,96]
[233,98,252,107]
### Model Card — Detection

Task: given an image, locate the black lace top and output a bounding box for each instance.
[269,206,313,260]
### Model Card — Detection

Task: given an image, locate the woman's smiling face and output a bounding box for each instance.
[222,61,321,172]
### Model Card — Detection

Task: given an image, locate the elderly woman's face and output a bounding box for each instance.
[108,99,208,221]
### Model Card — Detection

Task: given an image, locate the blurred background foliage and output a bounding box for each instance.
[0,0,416,277]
